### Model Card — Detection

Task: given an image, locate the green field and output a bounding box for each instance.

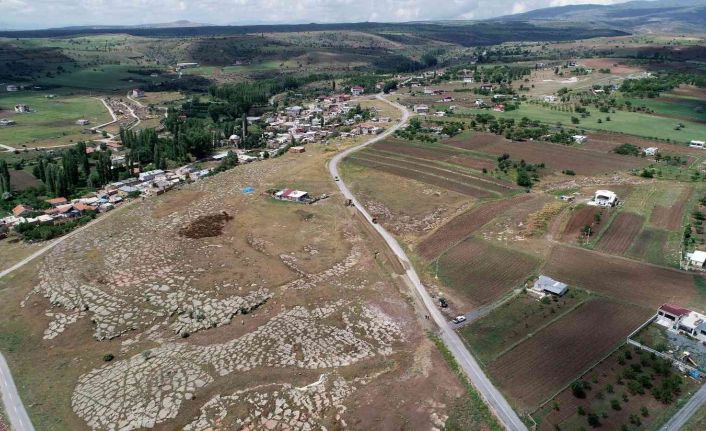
[36,64,162,90]
[0,93,111,148]
[460,103,706,142]
[620,96,706,123]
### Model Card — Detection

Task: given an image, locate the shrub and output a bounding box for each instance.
[611,399,621,410]
[587,413,601,427]
[103,353,115,362]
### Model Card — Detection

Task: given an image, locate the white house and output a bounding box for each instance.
[176,62,199,69]
[573,135,588,144]
[690,140,705,149]
[0,119,15,126]
[463,77,474,84]
[14,104,30,113]
[275,188,309,202]
[644,147,659,156]
[6,85,18,92]
[285,106,303,116]
[76,119,90,126]
[351,86,365,96]
[131,89,145,98]
[589,190,618,207]
[689,250,706,268]
[543,95,557,103]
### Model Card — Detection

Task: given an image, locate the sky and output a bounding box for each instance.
[0,0,632,30]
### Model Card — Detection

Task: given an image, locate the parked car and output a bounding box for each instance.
[439,298,448,308]
[452,315,466,324]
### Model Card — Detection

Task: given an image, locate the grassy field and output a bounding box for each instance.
[459,103,706,142]
[620,96,706,123]
[0,93,110,148]
[37,64,162,90]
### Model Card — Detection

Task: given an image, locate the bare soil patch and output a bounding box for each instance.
[585,132,703,157]
[416,195,533,260]
[437,237,540,307]
[560,206,608,243]
[448,137,649,175]
[650,186,692,230]
[544,245,697,308]
[595,212,644,255]
[373,138,496,172]
[672,85,706,100]
[348,156,496,198]
[9,170,41,191]
[580,58,642,75]
[178,212,234,239]
[489,299,652,411]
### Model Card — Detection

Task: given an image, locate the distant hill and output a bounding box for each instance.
[498,0,706,32]
[50,20,211,31]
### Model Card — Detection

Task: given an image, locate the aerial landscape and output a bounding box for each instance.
[1,0,706,430]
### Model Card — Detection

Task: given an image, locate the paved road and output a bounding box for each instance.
[329,94,527,431]
[660,383,706,431]
[0,353,34,431]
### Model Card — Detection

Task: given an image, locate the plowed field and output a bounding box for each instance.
[560,206,607,242]
[595,212,644,255]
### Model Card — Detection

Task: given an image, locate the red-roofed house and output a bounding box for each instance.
[658,304,691,322]
[46,197,68,207]
[351,86,365,96]
[12,204,33,217]
[275,188,309,202]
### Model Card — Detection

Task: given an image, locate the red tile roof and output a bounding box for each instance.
[12,204,32,217]
[660,304,690,317]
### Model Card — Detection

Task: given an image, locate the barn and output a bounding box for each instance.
[533,275,568,297]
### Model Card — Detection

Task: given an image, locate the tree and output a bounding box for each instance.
[0,160,10,195]
[571,381,588,398]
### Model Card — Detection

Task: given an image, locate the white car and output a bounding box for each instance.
[452,315,466,324]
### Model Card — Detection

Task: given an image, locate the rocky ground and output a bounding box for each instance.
[7,143,465,431]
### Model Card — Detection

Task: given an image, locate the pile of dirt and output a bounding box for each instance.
[179,212,233,239]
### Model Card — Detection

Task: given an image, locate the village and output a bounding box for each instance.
[0,84,389,239]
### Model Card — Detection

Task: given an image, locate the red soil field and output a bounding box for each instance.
[650,186,693,231]
[488,299,652,411]
[580,58,643,75]
[373,138,498,172]
[347,156,496,198]
[447,137,649,175]
[360,149,515,193]
[437,237,540,307]
[672,85,706,100]
[595,212,644,255]
[416,195,533,260]
[543,245,697,308]
[446,132,507,151]
[585,132,703,157]
[560,206,607,242]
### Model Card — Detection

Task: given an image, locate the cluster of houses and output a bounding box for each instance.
[250,94,387,151]
[3,195,121,229]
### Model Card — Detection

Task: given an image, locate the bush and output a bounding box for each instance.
[103,353,115,362]
[614,143,641,156]
[587,413,601,427]
[610,399,621,410]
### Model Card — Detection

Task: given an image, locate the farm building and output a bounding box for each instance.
[532,275,569,297]
[688,250,706,268]
[414,104,429,114]
[131,89,145,98]
[76,119,90,126]
[644,147,659,156]
[6,85,18,92]
[289,146,306,153]
[572,135,588,144]
[285,106,303,116]
[176,62,199,69]
[0,119,15,126]
[543,95,557,103]
[14,104,30,113]
[463,77,474,84]
[689,140,705,149]
[350,86,365,96]
[589,190,618,207]
[274,188,309,203]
